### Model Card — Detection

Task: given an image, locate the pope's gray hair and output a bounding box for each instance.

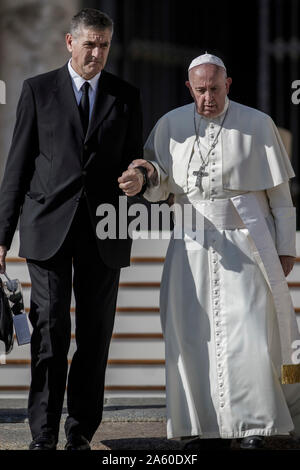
[70,8,113,38]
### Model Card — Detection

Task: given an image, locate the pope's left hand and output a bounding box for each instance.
[279,255,296,277]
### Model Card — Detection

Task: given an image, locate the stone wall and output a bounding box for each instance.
[0,0,80,181]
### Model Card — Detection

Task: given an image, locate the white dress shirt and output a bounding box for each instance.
[67,59,101,120]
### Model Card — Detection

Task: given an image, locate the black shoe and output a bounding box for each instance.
[240,436,264,450]
[65,434,91,451]
[182,437,232,450]
[29,432,57,450]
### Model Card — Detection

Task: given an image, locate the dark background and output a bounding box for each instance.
[81,0,300,224]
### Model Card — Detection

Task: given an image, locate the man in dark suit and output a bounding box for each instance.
[0,8,144,450]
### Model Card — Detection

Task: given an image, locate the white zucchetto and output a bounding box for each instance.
[188,53,226,72]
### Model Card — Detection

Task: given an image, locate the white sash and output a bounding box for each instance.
[231,192,300,384]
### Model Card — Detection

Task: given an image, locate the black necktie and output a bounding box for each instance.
[79,81,90,136]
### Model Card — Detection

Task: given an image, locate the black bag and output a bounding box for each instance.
[0,277,14,354]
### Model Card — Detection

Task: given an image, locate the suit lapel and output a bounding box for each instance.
[85,71,116,143]
[54,64,84,140]
[53,66,116,148]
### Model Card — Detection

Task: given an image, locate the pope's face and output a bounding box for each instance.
[186,64,232,118]
[66,27,112,80]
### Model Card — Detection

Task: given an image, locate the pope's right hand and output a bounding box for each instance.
[0,245,7,274]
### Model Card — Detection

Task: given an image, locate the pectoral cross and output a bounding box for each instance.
[193,166,209,190]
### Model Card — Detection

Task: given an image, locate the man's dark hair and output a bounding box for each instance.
[70,8,113,37]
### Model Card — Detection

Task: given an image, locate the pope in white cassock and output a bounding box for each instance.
[118,53,300,450]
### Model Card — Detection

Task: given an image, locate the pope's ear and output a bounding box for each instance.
[185,81,194,98]
[226,77,232,92]
[185,80,191,91]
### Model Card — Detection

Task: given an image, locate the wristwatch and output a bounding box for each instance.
[135,166,148,187]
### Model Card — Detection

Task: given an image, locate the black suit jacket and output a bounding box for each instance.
[0,64,143,268]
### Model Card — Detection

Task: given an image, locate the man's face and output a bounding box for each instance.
[66,26,112,79]
[185,64,232,118]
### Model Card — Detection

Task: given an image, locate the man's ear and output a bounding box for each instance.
[65,33,73,53]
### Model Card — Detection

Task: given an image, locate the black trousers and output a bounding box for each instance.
[27,199,120,442]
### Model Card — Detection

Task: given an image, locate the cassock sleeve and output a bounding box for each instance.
[266,182,296,257]
[142,118,171,202]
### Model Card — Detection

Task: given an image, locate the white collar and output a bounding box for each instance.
[213,95,230,119]
[68,58,101,91]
